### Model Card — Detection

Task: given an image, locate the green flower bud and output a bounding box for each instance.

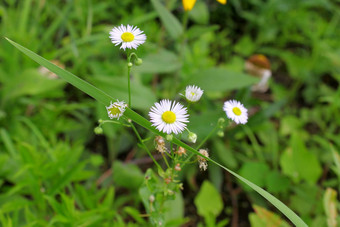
[135,58,143,66]
[127,62,133,67]
[94,126,103,135]
[218,117,225,128]
[188,131,197,143]
[166,134,173,141]
[217,130,224,137]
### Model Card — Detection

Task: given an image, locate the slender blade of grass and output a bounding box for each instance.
[5,37,112,106]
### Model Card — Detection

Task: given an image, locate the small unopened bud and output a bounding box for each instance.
[127,62,133,67]
[166,134,173,141]
[217,130,224,137]
[218,118,225,128]
[176,147,187,156]
[165,177,172,184]
[98,119,103,124]
[188,132,197,143]
[175,163,181,171]
[149,195,155,203]
[135,58,143,66]
[94,127,103,134]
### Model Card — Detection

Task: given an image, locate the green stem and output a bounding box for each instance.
[162,153,170,169]
[127,64,132,107]
[129,121,162,170]
[99,120,131,127]
[242,125,265,162]
[126,52,139,107]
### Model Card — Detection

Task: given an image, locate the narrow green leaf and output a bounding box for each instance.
[5,38,307,227]
[5,37,112,106]
[0,128,16,157]
[186,67,259,92]
[150,0,183,39]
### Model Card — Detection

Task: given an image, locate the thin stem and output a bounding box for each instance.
[242,125,265,162]
[182,11,189,31]
[99,120,131,127]
[126,52,139,107]
[162,153,170,169]
[127,64,132,107]
[129,121,162,170]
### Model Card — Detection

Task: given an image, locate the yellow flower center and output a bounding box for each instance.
[232,107,242,116]
[162,111,176,124]
[121,32,134,42]
[108,106,121,116]
[191,92,195,96]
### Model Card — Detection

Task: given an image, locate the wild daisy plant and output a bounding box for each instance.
[109,24,146,107]
[5,18,307,226]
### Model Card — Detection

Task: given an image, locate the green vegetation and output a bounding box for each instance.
[1,0,340,226]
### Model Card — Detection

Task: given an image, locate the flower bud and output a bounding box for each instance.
[218,118,225,128]
[94,127,103,135]
[149,195,155,203]
[127,62,133,67]
[135,58,143,66]
[188,132,197,143]
[166,134,173,141]
[217,130,224,137]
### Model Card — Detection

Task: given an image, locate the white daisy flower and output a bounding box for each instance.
[223,100,248,124]
[149,99,189,135]
[106,100,128,120]
[109,24,146,50]
[185,85,203,102]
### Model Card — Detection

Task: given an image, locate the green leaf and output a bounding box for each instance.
[194,180,223,218]
[150,0,183,39]
[5,37,112,106]
[213,139,238,169]
[280,133,322,183]
[6,38,307,227]
[233,35,256,56]
[189,1,209,25]
[249,205,291,227]
[89,76,156,110]
[112,161,144,190]
[3,69,65,100]
[265,171,291,194]
[239,162,270,191]
[164,192,186,226]
[49,161,86,196]
[134,49,181,74]
[186,67,259,92]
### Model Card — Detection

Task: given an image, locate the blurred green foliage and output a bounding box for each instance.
[1,0,340,226]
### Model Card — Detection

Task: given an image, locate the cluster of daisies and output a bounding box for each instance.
[107,24,249,171]
[107,24,248,133]
[106,84,248,135]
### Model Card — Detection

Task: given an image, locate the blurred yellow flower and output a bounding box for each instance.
[216,0,227,4]
[182,0,196,11]
[182,0,226,12]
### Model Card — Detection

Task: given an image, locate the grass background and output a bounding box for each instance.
[1,0,340,226]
